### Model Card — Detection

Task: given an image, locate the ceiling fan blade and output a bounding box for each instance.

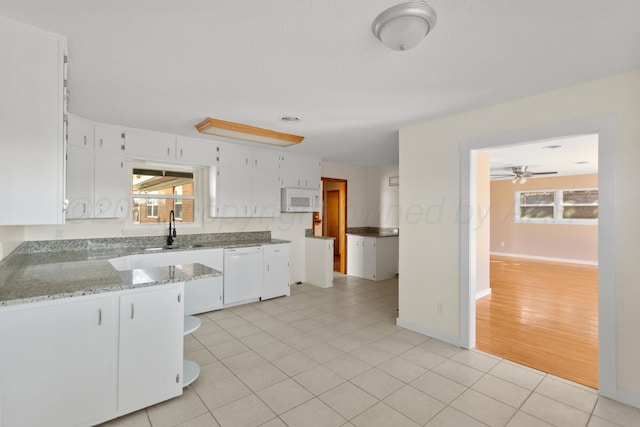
[531,171,558,175]
[490,174,515,178]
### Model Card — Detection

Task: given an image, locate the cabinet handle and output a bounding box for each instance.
[267,264,270,272]
[254,206,257,214]
[180,148,183,157]
[99,138,103,148]
[167,147,170,156]
[82,203,86,214]
[245,158,248,166]
[177,293,181,303]
[176,374,180,384]
[98,308,102,326]
[83,135,87,146]
[130,303,135,319]
[99,203,103,213]
[255,159,257,167]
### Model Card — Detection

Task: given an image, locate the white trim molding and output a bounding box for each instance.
[476,288,492,300]
[490,252,598,266]
[396,318,463,348]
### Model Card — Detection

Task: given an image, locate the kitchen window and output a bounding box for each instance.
[131,166,199,225]
[515,188,598,224]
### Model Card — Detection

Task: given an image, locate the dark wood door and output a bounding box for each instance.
[326,190,340,256]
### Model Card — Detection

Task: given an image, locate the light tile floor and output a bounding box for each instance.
[101,274,640,427]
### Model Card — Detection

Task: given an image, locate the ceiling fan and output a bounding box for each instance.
[491,166,557,184]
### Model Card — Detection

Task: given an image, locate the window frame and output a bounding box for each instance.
[125,161,205,234]
[515,187,598,225]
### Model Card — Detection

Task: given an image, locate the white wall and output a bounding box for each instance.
[399,70,640,405]
[321,162,399,228]
[0,226,24,260]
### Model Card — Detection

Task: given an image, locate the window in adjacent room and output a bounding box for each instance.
[515,188,598,224]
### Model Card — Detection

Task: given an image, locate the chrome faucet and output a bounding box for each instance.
[167,210,176,246]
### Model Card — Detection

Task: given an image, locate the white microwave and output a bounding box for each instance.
[281,188,320,212]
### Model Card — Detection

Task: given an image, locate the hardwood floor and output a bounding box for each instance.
[476,255,599,388]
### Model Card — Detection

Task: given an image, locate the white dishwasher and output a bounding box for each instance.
[223,246,264,305]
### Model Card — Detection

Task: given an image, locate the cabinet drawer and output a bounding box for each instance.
[264,243,290,258]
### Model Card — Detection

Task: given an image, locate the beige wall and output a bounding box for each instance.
[321,162,399,228]
[0,225,24,260]
[399,69,640,403]
[490,174,598,263]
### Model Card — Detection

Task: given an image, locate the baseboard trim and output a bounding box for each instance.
[603,387,640,410]
[490,252,598,266]
[476,288,491,300]
[396,318,463,348]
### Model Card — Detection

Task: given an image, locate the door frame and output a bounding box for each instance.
[321,177,347,273]
[459,115,617,399]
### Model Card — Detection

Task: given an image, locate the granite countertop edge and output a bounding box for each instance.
[0,236,287,307]
[345,232,400,238]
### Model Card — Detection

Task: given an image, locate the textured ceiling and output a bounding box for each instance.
[1,0,639,166]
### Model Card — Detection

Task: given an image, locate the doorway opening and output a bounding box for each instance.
[314,178,347,273]
[460,115,616,397]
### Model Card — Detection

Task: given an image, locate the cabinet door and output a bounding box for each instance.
[0,295,118,427]
[252,167,280,217]
[362,237,377,280]
[176,136,218,165]
[118,284,184,415]
[214,166,252,217]
[301,156,321,190]
[263,244,290,300]
[125,128,176,161]
[94,150,127,218]
[279,154,302,188]
[346,235,360,277]
[67,114,94,148]
[0,16,66,225]
[66,144,93,218]
[253,149,280,170]
[218,143,251,168]
[95,123,125,153]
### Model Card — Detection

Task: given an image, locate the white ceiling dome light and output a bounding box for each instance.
[372,1,437,51]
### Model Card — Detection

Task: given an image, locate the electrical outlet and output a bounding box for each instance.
[437,302,444,315]
[500,241,505,247]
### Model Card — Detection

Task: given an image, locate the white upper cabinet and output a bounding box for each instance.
[0,16,66,225]
[279,154,303,188]
[175,136,218,165]
[212,143,281,218]
[95,123,125,153]
[124,128,175,161]
[279,154,321,189]
[67,117,126,219]
[218,143,251,168]
[302,156,322,190]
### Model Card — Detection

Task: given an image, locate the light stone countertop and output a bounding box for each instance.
[0,234,288,307]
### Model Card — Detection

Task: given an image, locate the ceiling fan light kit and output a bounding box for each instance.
[195,117,304,147]
[372,1,437,51]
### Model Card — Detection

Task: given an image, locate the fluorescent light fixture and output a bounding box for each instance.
[195,117,304,147]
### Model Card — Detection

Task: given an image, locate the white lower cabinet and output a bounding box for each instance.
[263,243,291,299]
[0,283,184,427]
[118,285,184,415]
[0,294,118,427]
[347,235,399,281]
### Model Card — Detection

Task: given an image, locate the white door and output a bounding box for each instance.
[66,144,93,218]
[117,285,184,415]
[362,237,377,280]
[125,128,175,161]
[263,244,290,299]
[0,295,118,427]
[94,150,126,218]
[346,235,360,277]
[216,166,252,217]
